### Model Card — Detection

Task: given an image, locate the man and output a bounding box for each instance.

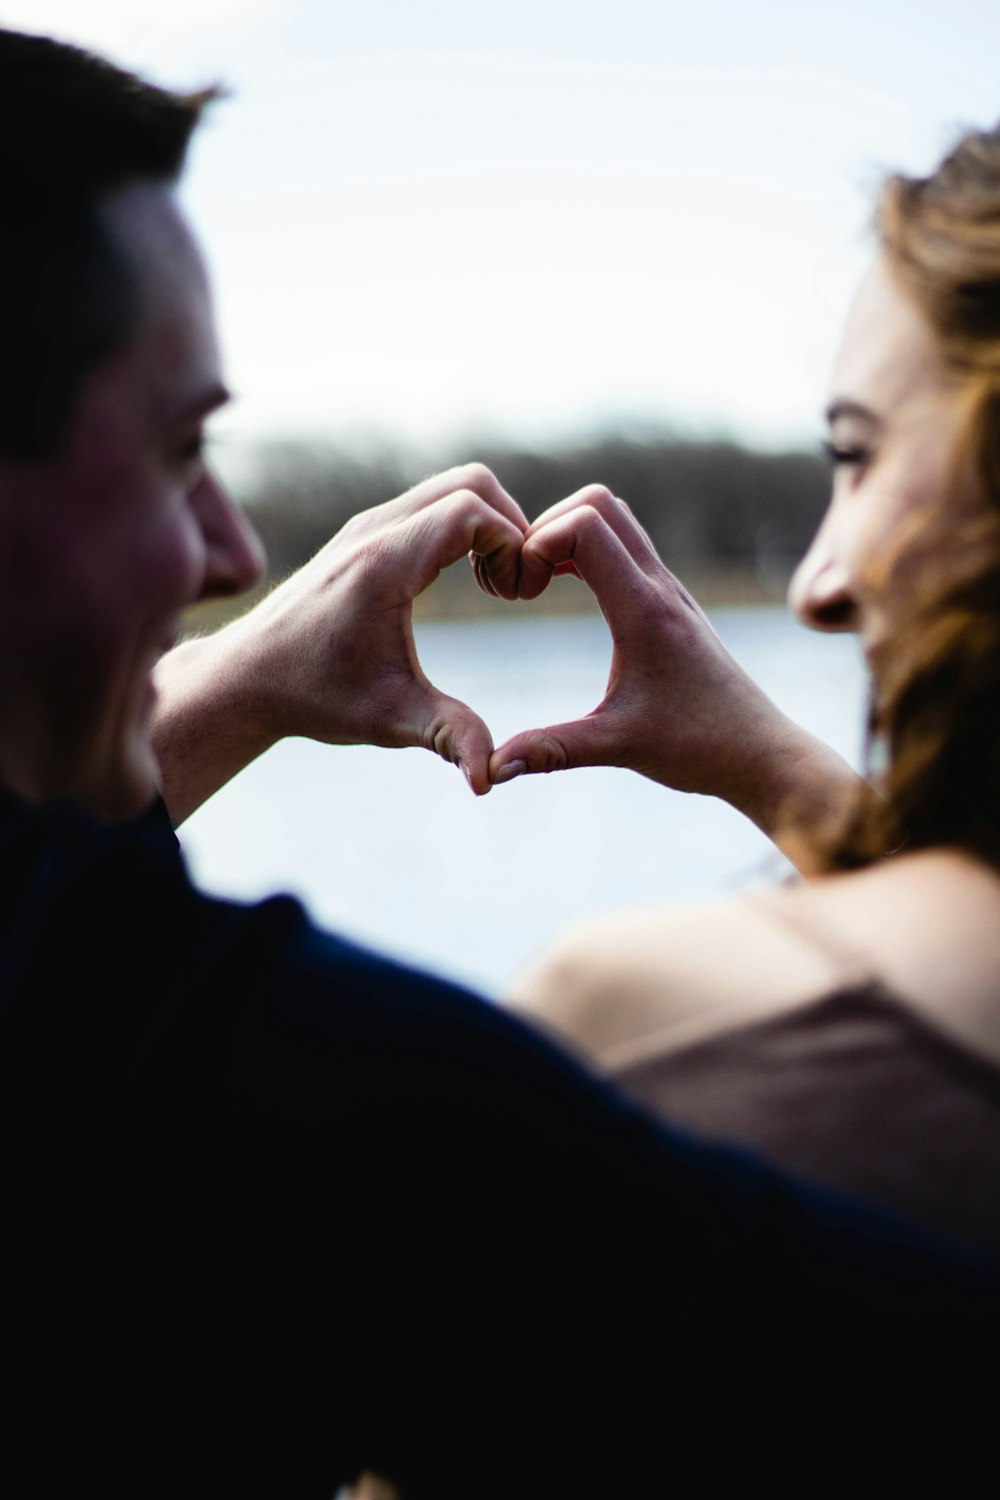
[0,28,994,1498]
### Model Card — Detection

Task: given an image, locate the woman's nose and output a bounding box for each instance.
[788,525,859,632]
[193,470,266,600]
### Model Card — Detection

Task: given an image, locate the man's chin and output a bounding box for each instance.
[103,777,162,823]
[80,747,163,824]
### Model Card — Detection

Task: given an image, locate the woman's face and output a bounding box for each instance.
[789,254,980,654]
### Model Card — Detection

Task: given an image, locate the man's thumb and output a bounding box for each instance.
[426,692,495,796]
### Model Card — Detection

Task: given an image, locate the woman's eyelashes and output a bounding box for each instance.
[822,439,872,471]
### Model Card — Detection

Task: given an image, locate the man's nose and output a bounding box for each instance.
[787,519,859,632]
[193,470,266,600]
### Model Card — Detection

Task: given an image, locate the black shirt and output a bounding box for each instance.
[0,789,994,1495]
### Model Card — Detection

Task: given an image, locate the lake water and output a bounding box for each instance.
[180,607,867,996]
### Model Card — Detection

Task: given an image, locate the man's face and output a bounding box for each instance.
[0,183,263,819]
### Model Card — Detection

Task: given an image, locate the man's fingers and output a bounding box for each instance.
[387,463,531,534]
[386,673,495,793]
[418,689,495,796]
[476,540,556,602]
[471,550,502,599]
[400,490,527,601]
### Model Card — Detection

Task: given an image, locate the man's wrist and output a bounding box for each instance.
[153,627,278,823]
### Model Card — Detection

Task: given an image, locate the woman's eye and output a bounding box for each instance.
[822,440,870,470]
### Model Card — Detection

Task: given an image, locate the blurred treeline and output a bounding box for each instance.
[204,430,829,624]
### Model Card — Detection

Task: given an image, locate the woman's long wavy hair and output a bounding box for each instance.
[820,120,1000,872]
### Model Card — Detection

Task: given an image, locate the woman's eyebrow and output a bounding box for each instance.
[824,397,880,429]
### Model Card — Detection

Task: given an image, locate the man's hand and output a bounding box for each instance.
[154,465,531,823]
[484,487,860,870]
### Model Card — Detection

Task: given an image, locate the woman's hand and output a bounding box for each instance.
[484,487,860,866]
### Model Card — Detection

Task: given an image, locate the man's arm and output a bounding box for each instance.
[152,464,532,823]
[483,486,863,873]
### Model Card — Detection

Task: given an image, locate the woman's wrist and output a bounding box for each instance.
[728,720,862,873]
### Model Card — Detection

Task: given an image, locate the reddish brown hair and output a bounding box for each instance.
[820,121,1000,870]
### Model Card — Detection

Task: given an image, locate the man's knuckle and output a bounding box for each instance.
[578,484,615,512]
[457,461,495,494]
[574,505,605,541]
[445,488,483,527]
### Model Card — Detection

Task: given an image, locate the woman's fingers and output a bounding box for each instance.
[489,710,616,782]
[521,503,659,639]
[506,487,628,603]
[477,482,660,602]
[525,486,663,575]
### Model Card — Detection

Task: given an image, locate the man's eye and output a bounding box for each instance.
[822,440,870,469]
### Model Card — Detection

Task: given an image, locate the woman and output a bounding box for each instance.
[488,121,1000,1259]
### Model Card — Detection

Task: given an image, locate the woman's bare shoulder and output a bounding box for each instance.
[507,850,1000,1070]
[507,884,847,1068]
[786,848,1000,1063]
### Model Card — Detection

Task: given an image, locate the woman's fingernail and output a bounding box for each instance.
[494,759,527,784]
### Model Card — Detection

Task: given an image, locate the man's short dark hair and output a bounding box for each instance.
[0,29,220,461]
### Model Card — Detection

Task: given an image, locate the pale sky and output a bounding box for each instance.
[5,1,1000,461]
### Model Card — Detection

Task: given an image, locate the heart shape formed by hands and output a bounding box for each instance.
[395,472,770,809]
[244,462,779,821]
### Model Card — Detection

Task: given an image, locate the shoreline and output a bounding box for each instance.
[183,564,792,637]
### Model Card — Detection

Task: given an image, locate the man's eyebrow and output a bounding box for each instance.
[824,398,880,428]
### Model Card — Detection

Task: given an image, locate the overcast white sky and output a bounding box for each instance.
[5,1,1000,460]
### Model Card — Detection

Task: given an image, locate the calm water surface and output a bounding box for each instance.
[180,607,866,996]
